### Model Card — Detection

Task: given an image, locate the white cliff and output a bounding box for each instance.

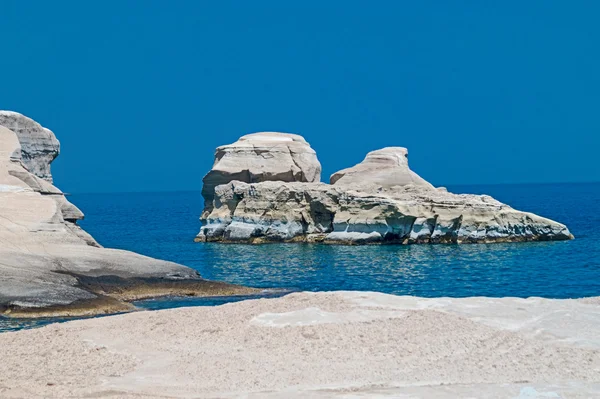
[0,112,252,317]
[198,133,573,244]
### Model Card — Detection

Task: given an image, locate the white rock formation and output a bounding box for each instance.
[199,135,573,244]
[0,112,252,316]
[330,147,433,189]
[0,111,60,183]
[202,132,321,212]
[198,181,572,244]
[1,291,599,398]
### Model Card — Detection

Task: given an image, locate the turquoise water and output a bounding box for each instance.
[79,183,599,300]
[2,183,598,331]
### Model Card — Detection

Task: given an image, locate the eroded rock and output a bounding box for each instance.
[202,132,321,213]
[0,113,253,317]
[199,136,573,245]
[198,181,572,244]
[0,111,60,183]
[330,147,433,189]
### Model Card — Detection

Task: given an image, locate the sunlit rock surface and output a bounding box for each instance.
[198,134,573,244]
[202,132,321,213]
[1,291,598,398]
[0,113,252,317]
[330,146,433,189]
[0,111,60,183]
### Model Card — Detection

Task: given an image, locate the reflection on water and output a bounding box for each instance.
[191,240,593,298]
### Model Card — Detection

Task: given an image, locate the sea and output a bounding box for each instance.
[2,182,599,331]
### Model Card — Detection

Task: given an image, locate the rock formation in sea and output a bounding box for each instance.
[202,132,321,214]
[0,111,253,317]
[198,132,573,244]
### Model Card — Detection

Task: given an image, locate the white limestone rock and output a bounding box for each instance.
[199,176,572,245]
[0,111,60,183]
[199,138,572,244]
[202,132,321,212]
[330,147,434,189]
[0,115,249,316]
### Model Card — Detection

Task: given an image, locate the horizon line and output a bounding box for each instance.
[65,180,600,196]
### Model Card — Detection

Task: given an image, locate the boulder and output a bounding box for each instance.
[201,132,321,213]
[330,147,434,189]
[0,113,253,317]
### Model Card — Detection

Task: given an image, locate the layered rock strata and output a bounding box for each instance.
[0,112,254,317]
[198,133,573,244]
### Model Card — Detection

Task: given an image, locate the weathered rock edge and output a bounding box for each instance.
[0,111,256,318]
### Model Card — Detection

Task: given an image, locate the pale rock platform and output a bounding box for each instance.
[1,291,598,398]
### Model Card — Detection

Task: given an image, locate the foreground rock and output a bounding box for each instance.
[198,133,572,244]
[1,291,599,398]
[0,112,254,317]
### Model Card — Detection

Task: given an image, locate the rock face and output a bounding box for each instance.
[198,135,573,244]
[0,111,60,183]
[0,112,253,317]
[330,147,433,189]
[202,132,321,213]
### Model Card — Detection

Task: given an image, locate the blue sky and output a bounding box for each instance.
[1,1,598,193]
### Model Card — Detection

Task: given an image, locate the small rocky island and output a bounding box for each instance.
[0,111,254,318]
[198,132,573,244]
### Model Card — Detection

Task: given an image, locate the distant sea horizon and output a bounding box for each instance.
[64,180,600,196]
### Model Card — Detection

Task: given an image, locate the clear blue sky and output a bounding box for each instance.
[2,1,598,193]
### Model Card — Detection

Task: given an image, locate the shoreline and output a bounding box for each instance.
[1,273,260,319]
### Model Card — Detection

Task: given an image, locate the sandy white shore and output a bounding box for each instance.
[1,291,599,398]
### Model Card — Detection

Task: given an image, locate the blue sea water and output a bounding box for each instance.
[76,182,600,300]
[1,183,598,332]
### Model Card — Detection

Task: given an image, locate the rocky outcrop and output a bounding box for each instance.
[198,134,573,244]
[202,132,321,213]
[330,147,433,189]
[0,112,254,317]
[0,111,60,183]
[197,181,572,244]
